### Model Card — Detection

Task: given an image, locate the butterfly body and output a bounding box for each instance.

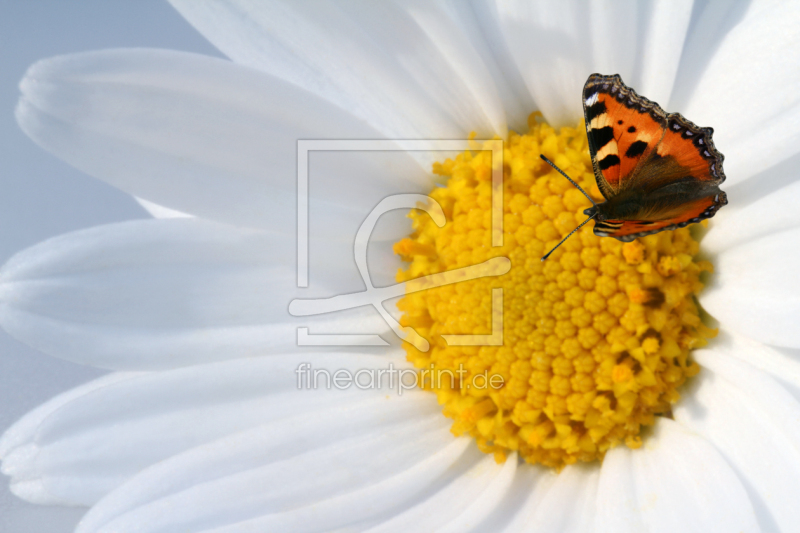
[584,180,726,240]
[581,73,727,242]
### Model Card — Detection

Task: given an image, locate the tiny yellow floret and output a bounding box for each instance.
[396,114,715,468]
[612,364,634,384]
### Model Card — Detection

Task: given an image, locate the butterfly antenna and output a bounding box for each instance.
[541,214,596,261]
[540,155,597,207]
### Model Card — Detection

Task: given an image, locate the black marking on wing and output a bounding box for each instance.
[585,86,600,101]
[588,126,614,149]
[598,154,620,170]
[625,141,648,158]
[585,101,606,123]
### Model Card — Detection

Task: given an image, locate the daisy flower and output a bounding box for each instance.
[3,1,800,531]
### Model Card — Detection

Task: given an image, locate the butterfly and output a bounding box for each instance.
[541,73,727,260]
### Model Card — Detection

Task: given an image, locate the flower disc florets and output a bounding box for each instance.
[396,114,716,468]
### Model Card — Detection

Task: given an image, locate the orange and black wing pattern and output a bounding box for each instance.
[583,74,668,198]
[582,73,727,242]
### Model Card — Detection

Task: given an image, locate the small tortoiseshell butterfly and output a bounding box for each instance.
[541,73,727,260]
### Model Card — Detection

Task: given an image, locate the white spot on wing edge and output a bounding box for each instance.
[585,92,599,106]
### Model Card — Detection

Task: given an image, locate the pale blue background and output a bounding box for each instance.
[0,2,222,530]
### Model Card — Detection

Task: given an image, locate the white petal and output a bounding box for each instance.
[170,0,506,140]
[702,175,800,256]
[669,1,752,109]
[0,373,138,460]
[447,0,537,133]
[495,0,596,127]
[700,227,800,348]
[0,219,394,370]
[469,465,549,532]
[503,464,599,533]
[495,0,691,127]
[635,0,694,107]
[2,352,413,507]
[674,349,800,532]
[135,198,191,219]
[630,419,758,533]
[364,453,517,533]
[704,331,800,403]
[396,1,509,136]
[76,392,462,532]
[679,0,800,184]
[17,49,427,237]
[595,445,643,533]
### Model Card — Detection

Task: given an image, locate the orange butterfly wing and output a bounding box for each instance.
[652,115,725,187]
[583,74,668,198]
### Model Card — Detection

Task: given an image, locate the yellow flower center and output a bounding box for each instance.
[395,114,717,468]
